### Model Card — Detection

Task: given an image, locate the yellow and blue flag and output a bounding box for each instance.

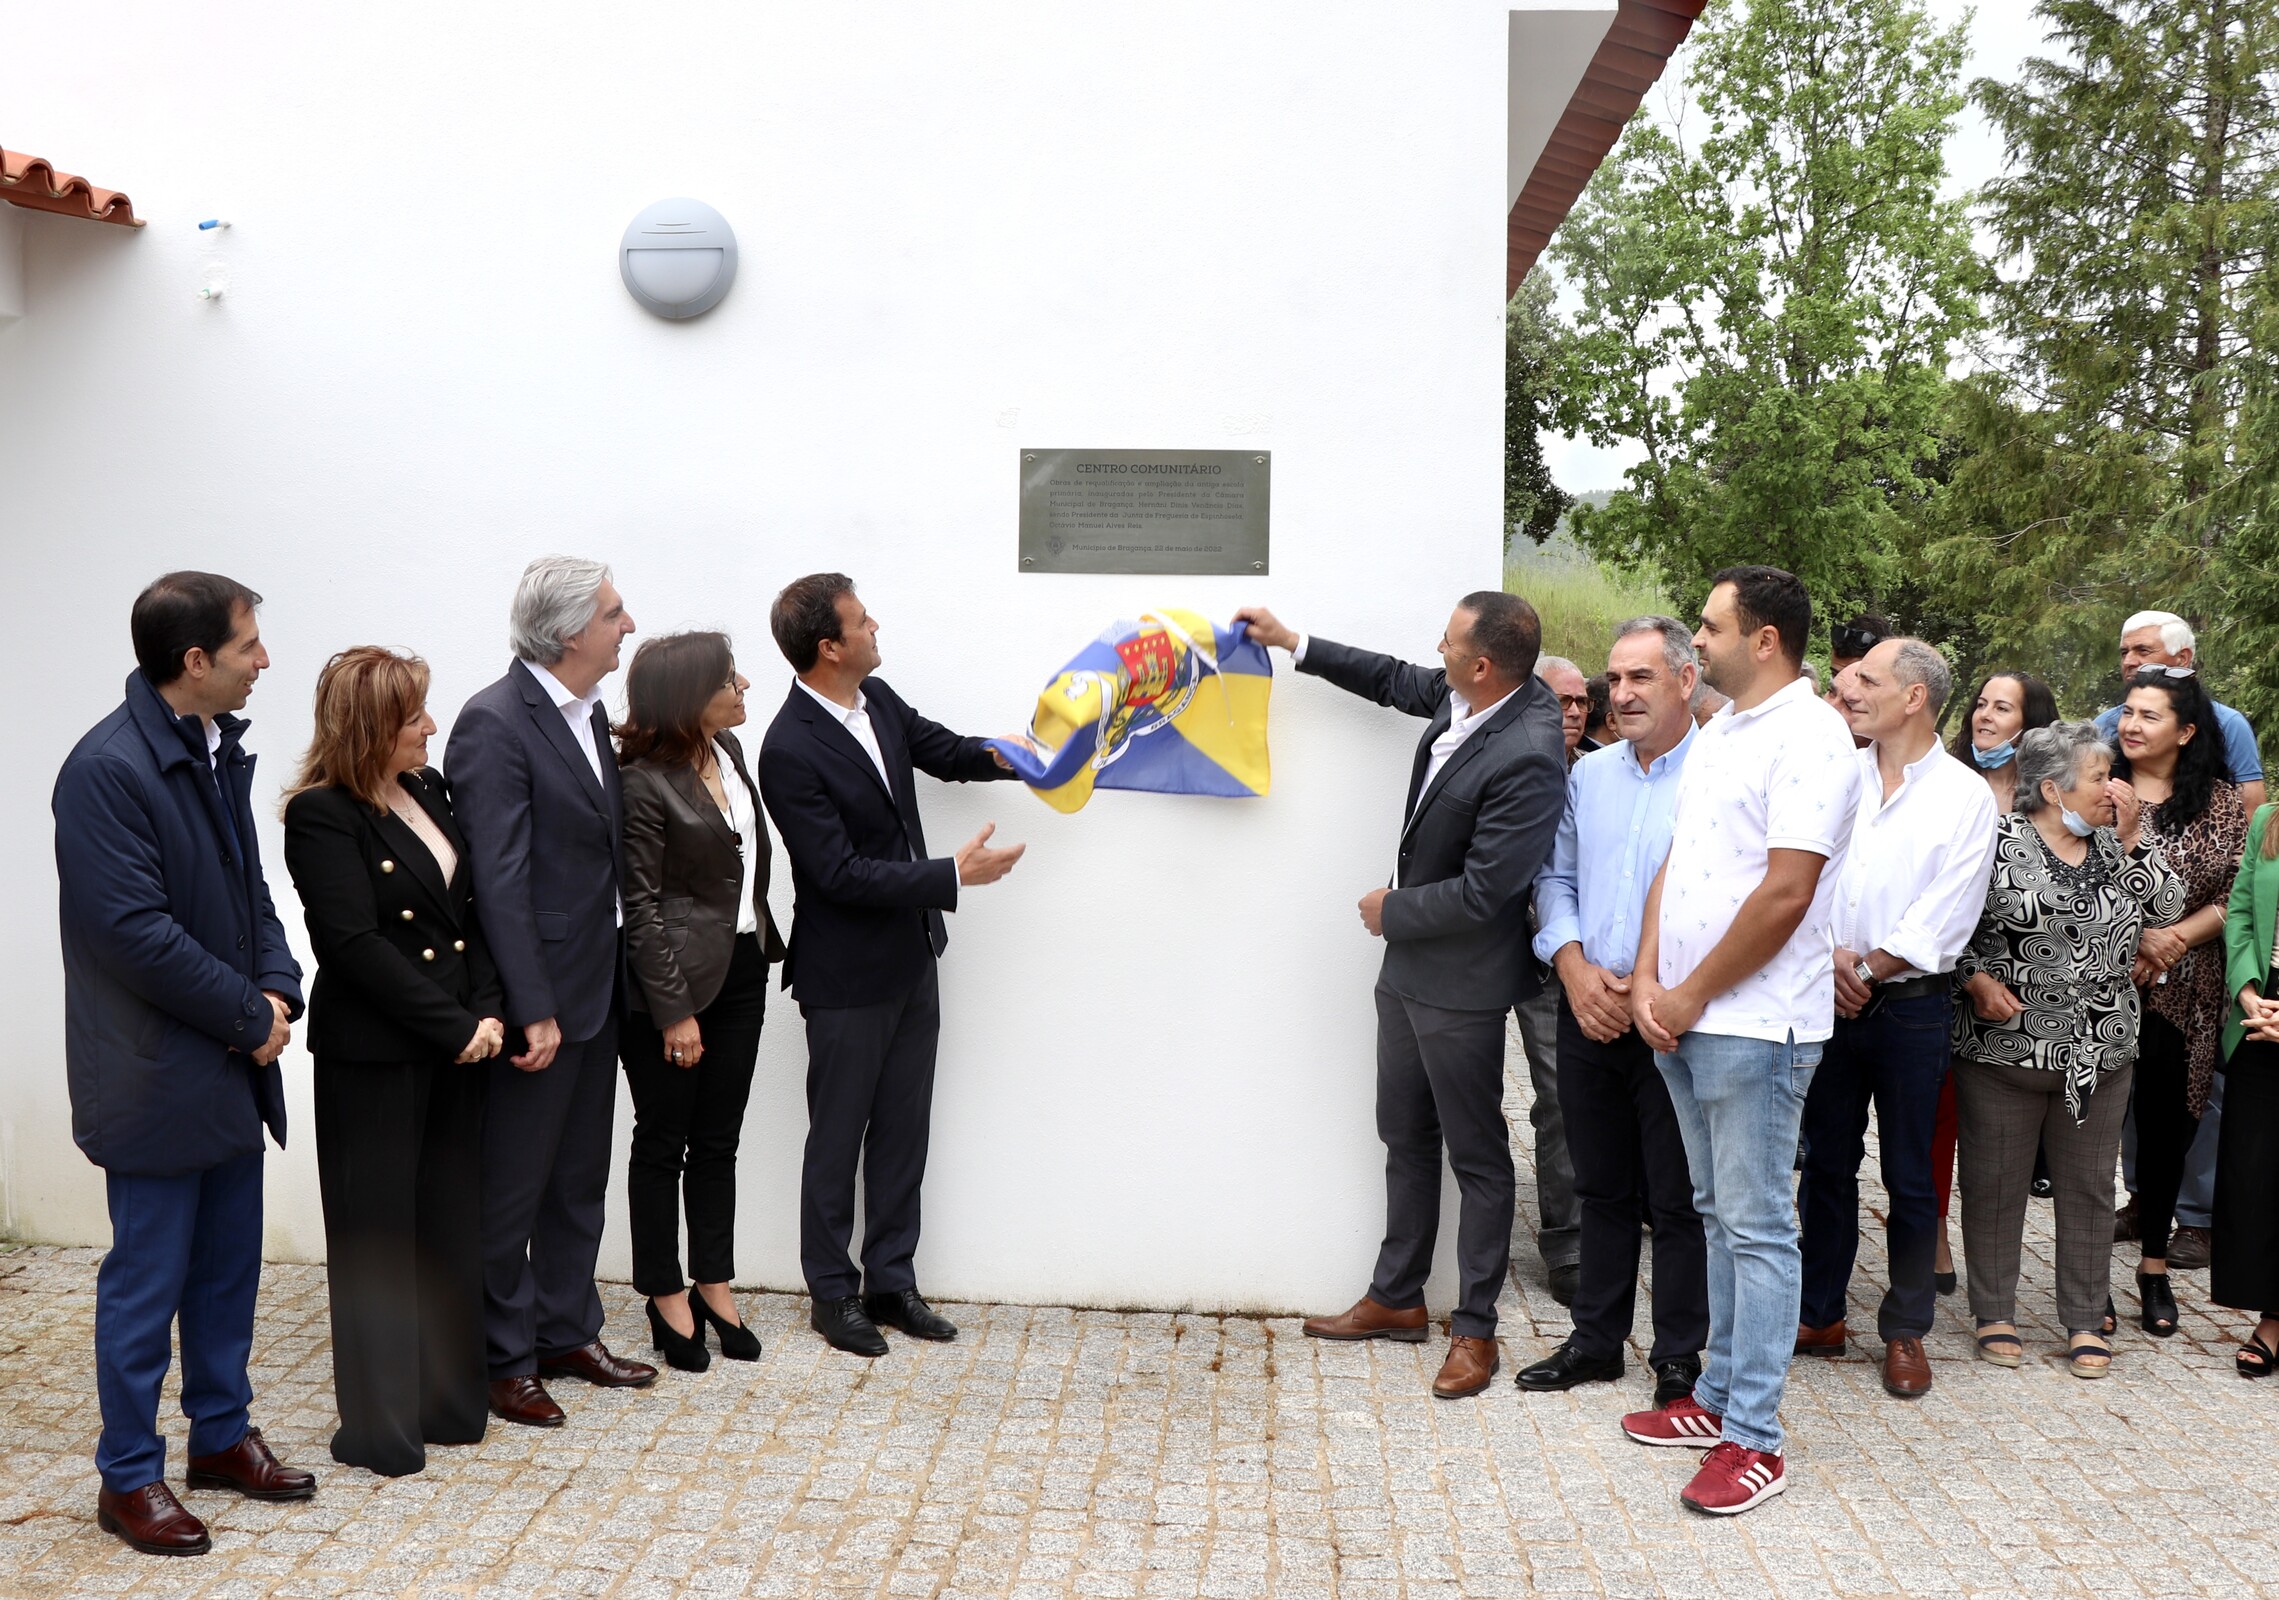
[988,610,1272,813]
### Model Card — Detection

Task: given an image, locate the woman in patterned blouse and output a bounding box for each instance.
[1951,722,2186,1379]
[2111,669,2248,1338]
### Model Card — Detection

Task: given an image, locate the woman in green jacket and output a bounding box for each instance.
[2216,801,2279,1376]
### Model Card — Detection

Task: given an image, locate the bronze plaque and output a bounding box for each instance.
[1018,449,1270,575]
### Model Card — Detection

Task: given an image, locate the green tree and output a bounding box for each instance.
[1505,271,1572,549]
[1914,0,2279,714]
[1549,0,1981,624]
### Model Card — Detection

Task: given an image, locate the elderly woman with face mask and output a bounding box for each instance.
[1951,722,2186,1380]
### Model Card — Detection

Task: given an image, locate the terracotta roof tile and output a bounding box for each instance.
[2,149,144,227]
[1509,0,1702,294]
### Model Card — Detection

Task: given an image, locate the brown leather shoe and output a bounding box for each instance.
[488,1375,566,1428]
[96,1482,211,1556]
[2167,1225,2213,1270]
[1432,1335,1500,1398]
[183,1427,316,1501]
[536,1340,658,1388]
[1794,1319,1847,1357]
[1882,1336,1932,1398]
[1302,1295,1429,1343]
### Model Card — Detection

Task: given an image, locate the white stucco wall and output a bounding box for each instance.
[1,1,1612,1314]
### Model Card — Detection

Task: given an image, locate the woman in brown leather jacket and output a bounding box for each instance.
[618,632,785,1371]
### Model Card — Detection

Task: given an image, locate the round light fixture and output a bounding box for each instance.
[619,198,738,319]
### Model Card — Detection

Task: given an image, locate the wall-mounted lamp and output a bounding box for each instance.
[619,198,737,319]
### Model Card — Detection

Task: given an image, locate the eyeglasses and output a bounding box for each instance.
[1555,694,1591,712]
[1832,625,1886,659]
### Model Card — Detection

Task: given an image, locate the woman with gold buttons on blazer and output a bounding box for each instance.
[282,647,506,1477]
[617,631,785,1373]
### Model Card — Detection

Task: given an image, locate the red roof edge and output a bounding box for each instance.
[1508,0,1702,295]
[2,149,145,227]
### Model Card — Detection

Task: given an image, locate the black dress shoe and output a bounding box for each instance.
[1514,1340,1624,1392]
[812,1295,890,1356]
[693,1293,762,1361]
[646,1299,711,1373]
[1650,1354,1702,1408]
[1546,1263,1581,1307]
[864,1288,958,1341]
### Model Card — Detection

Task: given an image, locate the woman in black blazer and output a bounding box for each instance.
[282,648,506,1476]
[618,631,784,1371]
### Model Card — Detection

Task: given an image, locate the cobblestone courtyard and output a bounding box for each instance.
[4,1038,2275,1599]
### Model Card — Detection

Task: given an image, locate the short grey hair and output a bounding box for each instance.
[1886,638,1953,719]
[510,555,613,665]
[1612,614,1697,677]
[1534,654,1583,682]
[2122,609,2194,655]
[2013,721,2110,815]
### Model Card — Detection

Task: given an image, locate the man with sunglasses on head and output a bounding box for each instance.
[2093,609,2265,1274]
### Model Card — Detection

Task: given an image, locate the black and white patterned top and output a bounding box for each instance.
[1952,812,2187,1122]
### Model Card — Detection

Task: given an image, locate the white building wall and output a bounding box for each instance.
[0,1,1612,1313]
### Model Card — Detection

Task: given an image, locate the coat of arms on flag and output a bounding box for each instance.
[987,610,1273,813]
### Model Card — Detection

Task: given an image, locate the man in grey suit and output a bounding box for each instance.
[448,556,656,1427]
[1237,594,1567,1398]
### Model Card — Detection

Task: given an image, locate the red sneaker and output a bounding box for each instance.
[1679,1440,1786,1515]
[1620,1392,1723,1447]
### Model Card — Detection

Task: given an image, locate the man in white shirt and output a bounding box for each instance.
[449,556,655,1425]
[1796,640,1997,1399]
[1620,566,1860,1517]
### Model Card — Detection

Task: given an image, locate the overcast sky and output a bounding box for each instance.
[1540,1,2056,491]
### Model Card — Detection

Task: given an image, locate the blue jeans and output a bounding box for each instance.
[1798,994,1952,1339]
[95,1150,263,1491]
[1656,1030,1821,1455]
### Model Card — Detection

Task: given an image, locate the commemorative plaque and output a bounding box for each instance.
[1018,448,1270,575]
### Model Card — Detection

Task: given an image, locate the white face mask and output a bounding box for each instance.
[2059,804,2098,838]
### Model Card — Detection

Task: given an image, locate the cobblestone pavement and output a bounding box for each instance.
[5,1035,2276,1599]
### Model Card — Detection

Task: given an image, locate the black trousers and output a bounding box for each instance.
[1369,980,1513,1340]
[2133,1008,2200,1261]
[799,962,941,1301]
[481,1016,618,1377]
[314,1055,487,1476]
[2213,981,2279,1316]
[1554,1001,1707,1363]
[1797,992,1952,1340]
[621,934,768,1296]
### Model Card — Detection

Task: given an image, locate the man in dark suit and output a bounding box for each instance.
[1236,594,1566,1398]
[757,573,1025,1356]
[447,555,655,1425]
[56,572,316,1557]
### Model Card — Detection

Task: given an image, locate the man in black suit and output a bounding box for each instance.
[1236,595,1566,1398]
[756,573,1025,1356]
[447,555,656,1425]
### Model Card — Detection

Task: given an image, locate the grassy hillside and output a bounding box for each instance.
[1504,499,1670,671]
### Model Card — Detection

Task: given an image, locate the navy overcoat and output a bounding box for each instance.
[54,671,304,1175]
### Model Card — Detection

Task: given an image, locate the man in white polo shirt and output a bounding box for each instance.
[1621,566,1860,1516]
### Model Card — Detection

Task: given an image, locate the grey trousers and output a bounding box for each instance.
[1955,1053,2132,1333]
[1511,986,1580,1271]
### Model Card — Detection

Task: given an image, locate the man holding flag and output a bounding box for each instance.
[1236,595,1566,1398]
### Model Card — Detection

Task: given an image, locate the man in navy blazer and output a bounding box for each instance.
[55,572,316,1557]
[757,574,1025,1356]
[447,555,655,1426]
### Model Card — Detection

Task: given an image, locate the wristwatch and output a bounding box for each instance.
[1852,958,1877,986]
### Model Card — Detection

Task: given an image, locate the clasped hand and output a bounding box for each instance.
[2241,985,2279,1044]
[456,1017,506,1064]
[249,990,293,1066]
[1557,951,1632,1043]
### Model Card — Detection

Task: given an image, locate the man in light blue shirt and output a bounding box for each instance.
[1513,616,1710,1419]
